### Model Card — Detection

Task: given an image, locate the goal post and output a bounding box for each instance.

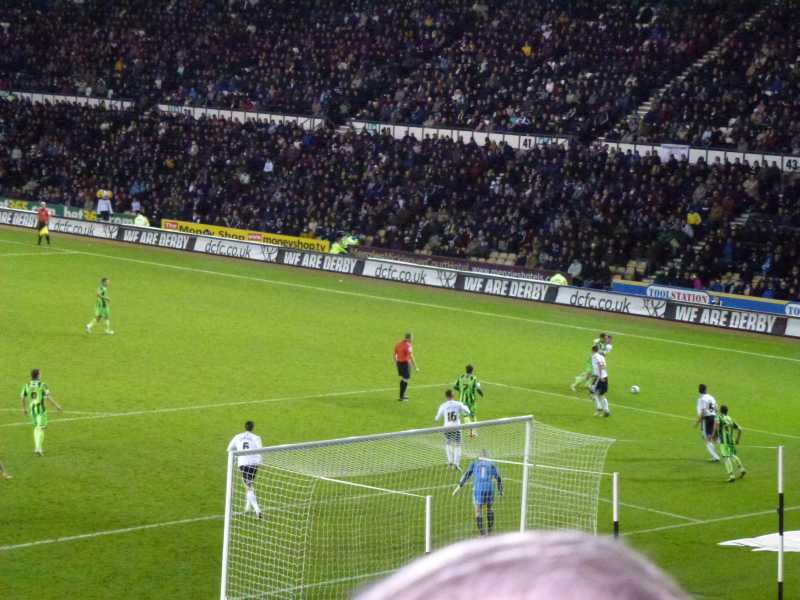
[220,415,613,600]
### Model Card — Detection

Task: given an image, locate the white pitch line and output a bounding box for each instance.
[614,440,782,450]
[0,409,119,416]
[0,514,223,552]
[502,475,698,523]
[484,381,800,441]
[0,236,796,364]
[624,505,800,537]
[0,490,773,553]
[0,383,448,429]
[0,250,79,258]
[0,480,455,552]
[0,478,687,553]
[598,496,700,523]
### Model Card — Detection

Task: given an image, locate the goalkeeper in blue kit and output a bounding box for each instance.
[453,450,503,535]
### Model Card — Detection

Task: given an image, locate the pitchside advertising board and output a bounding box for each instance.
[0,197,137,224]
[2,207,799,339]
[613,280,800,318]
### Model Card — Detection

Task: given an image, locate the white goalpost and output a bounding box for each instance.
[220,415,614,600]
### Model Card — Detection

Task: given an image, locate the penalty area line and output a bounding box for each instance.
[0,409,121,416]
[0,514,222,552]
[0,250,80,258]
[623,505,800,537]
[0,479,692,553]
[4,505,791,553]
[0,236,796,364]
[0,384,449,429]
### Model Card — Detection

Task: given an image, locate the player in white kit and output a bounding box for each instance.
[695,384,720,462]
[435,389,471,471]
[227,421,264,518]
[591,345,610,417]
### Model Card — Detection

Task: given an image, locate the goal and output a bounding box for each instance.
[220,416,614,599]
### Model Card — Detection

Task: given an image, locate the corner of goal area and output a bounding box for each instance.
[219,416,616,598]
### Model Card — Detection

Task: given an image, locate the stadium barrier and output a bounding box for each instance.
[599,140,800,173]
[349,121,570,151]
[2,207,798,339]
[161,218,330,252]
[6,90,133,110]
[0,196,137,224]
[7,90,800,169]
[354,246,564,283]
[156,104,324,129]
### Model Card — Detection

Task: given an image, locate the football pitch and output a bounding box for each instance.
[1,225,798,600]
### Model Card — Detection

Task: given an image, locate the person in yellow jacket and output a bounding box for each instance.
[331,233,359,254]
[549,273,568,286]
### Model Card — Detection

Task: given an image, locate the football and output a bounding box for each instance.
[630,385,640,394]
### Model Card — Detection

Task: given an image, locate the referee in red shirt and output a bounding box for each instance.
[394,333,419,401]
[36,201,51,246]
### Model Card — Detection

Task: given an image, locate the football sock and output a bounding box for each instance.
[246,489,261,514]
[601,398,610,413]
[33,427,44,452]
[86,321,95,331]
[731,455,744,472]
[445,444,453,465]
[487,509,494,533]
[46,235,50,245]
[453,445,462,467]
[723,458,734,478]
[105,321,112,332]
[592,394,602,411]
[399,380,408,398]
[705,442,720,461]
[476,516,485,535]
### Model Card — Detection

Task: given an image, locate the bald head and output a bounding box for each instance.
[356,532,688,600]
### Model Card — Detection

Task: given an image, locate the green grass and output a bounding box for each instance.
[0,225,798,599]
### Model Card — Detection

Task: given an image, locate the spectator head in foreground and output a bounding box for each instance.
[356,531,690,600]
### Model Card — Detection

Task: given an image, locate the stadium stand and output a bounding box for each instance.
[609,0,800,153]
[0,0,454,119]
[1,97,798,300]
[1,0,798,301]
[356,0,760,138]
[0,0,760,136]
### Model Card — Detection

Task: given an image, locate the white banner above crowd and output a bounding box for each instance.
[601,140,800,173]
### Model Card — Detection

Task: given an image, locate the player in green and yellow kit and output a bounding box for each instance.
[20,368,63,456]
[713,405,746,483]
[454,365,484,438]
[86,277,114,335]
[571,333,612,391]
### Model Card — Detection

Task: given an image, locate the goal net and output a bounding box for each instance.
[220,416,613,600]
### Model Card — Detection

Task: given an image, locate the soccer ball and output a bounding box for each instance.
[630,385,640,394]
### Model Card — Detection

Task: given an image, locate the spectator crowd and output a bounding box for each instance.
[609,0,800,154]
[356,0,759,139]
[0,0,764,140]
[1,97,798,300]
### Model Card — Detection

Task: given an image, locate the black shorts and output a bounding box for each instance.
[99,210,111,221]
[444,430,462,444]
[593,379,608,395]
[702,415,716,438]
[396,361,411,380]
[239,465,258,486]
